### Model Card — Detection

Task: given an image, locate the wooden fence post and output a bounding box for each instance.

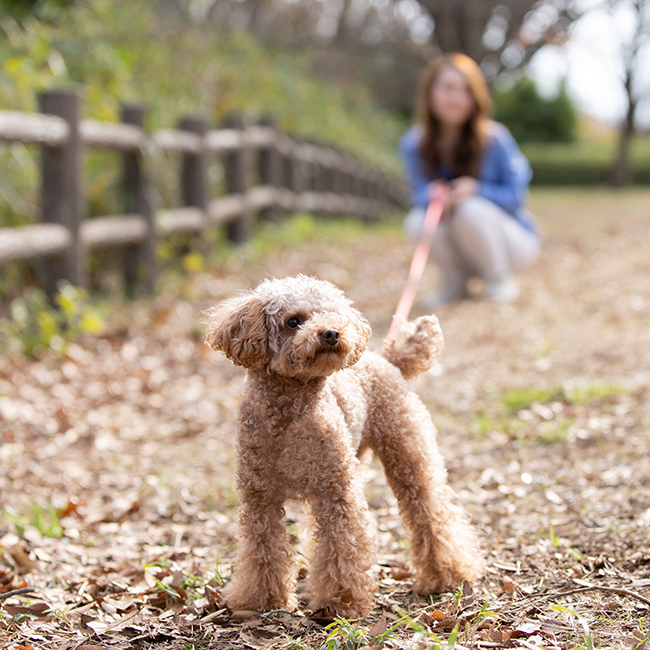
[351,166,363,199]
[38,89,85,295]
[313,158,331,194]
[368,174,379,204]
[122,104,156,294]
[223,112,250,244]
[177,116,209,256]
[259,115,282,222]
[179,116,209,212]
[358,172,369,200]
[330,158,344,198]
[287,136,307,196]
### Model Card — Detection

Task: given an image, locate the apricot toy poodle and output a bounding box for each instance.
[206,275,481,618]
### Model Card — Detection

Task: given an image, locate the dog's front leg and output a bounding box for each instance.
[306,461,377,618]
[223,490,297,612]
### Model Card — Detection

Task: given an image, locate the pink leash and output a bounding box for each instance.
[389,185,448,336]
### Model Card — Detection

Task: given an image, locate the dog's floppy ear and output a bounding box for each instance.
[205,294,269,368]
[346,310,371,367]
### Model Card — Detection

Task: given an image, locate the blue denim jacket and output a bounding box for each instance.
[399,122,537,234]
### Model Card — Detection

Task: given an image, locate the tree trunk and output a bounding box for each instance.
[612,101,636,187]
[611,0,644,188]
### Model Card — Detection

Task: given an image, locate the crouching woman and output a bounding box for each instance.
[400,53,540,304]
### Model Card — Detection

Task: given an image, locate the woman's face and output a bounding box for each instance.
[430,65,475,128]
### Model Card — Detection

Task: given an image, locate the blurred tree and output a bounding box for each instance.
[167,0,430,116]
[170,0,584,116]
[610,0,650,186]
[494,76,578,142]
[412,0,579,80]
[0,0,76,22]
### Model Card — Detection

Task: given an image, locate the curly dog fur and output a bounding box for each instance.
[206,275,482,617]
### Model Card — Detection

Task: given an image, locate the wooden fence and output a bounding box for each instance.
[0,89,407,296]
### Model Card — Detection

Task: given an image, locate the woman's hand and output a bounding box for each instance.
[427,180,448,201]
[449,176,478,206]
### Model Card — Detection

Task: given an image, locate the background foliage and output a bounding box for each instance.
[1,0,648,236]
[523,136,650,185]
[0,0,405,229]
[494,76,578,143]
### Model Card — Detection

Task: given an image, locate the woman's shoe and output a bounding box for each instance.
[485,278,519,302]
[423,281,469,307]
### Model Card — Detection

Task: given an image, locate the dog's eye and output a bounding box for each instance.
[286,316,302,329]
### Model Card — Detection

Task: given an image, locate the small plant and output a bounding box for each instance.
[631,622,650,647]
[389,609,458,649]
[153,577,182,601]
[551,605,594,650]
[0,282,105,357]
[143,558,171,569]
[2,501,63,538]
[322,614,401,650]
[471,415,497,437]
[562,380,630,405]
[246,213,371,263]
[182,571,203,590]
[471,414,527,438]
[280,632,305,650]
[181,251,205,273]
[545,527,583,559]
[31,502,64,538]
[322,617,370,650]
[533,418,575,445]
[213,551,229,587]
[471,601,500,626]
[500,387,562,412]
[499,382,630,413]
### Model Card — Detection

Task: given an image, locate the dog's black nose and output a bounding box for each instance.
[320,329,340,346]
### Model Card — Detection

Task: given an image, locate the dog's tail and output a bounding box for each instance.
[382,315,444,380]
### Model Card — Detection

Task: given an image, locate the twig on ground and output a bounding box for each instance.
[539,583,650,608]
[0,587,35,600]
[71,637,93,650]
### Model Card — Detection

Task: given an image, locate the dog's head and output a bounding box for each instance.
[205,275,371,379]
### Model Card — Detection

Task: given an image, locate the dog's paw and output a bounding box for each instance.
[223,581,298,613]
[309,586,374,619]
[412,564,478,596]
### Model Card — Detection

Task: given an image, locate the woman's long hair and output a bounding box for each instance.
[416,53,493,178]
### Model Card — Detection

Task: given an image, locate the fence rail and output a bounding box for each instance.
[0,89,407,296]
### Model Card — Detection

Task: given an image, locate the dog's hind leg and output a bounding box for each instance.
[223,495,298,612]
[369,390,482,594]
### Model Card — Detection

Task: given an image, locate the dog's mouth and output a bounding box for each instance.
[314,346,342,357]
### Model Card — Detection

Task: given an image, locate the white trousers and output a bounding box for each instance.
[404,196,540,284]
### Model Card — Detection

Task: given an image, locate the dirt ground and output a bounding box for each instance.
[1,188,650,649]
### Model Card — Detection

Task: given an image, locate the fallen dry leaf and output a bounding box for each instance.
[3,603,49,618]
[511,621,542,637]
[5,547,40,573]
[229,610,261,622]
[501,576,516,592]
[367,613,388,637]
[337,587,354,604]
[390,568,411,580]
